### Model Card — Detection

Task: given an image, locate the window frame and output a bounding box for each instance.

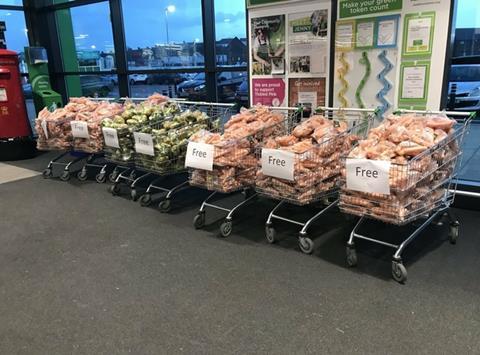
[23,0,248,103]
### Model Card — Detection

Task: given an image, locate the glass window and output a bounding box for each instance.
[0,1,23,5]
[65,74,118,98]
[21,76,36,134]
[216,71,247,105]
[447,0,480,182]
[215,0,247,67]
[57,2,115,72]
[129,72,193,99]
[0,10,28,54]
[122,0,204,70]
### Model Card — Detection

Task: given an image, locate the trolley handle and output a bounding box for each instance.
[393,109,476,124]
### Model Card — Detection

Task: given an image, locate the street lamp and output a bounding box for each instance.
[164,4,175,66]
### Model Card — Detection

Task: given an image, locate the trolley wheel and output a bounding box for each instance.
[193,212,205,229]
[95,172,106,183]
[60,170,71,182]
[139,193,152,207]
[449,222,459,244]
[158,199,171,213]
[131,189,139,201]
[220,220,233,238]
[392,261,408,284]
[77,170,88,181]
[42,168,52,179]
[265,225,276,244]
[299,236,314,255]
[346,246,358,267]
[108,171,118,183]
[110,183,121,196]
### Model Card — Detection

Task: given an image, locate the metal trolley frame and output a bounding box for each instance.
[342,109,474,283]
[136,101,235,212]
[105,97,170,199]
[191,107,301,237]
[260,107,375,254]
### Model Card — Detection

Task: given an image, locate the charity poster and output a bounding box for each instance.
[335,20,355,51]
[288,78,326,112]
[252,78,286,106]
[402,12,435,57]
[399,61,430,106]
[251,15,286,75]
[376,15,400,48]
[288,10,328,75]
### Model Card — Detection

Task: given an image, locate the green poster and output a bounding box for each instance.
[339,0,402,19]
[402,12,436,57]
[398,60,431,107]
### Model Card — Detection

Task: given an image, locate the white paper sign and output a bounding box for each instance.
[71,121,90,139]
[356,21,374,47]
[134,132,154,156]
[185,142,214,171]
[261,148,295,181]
[402,66,427,99]
[102,127,120,148]
[346,158,391,195]
[377,19,396,46]
[298,91,318,109]
[41,120,48,139]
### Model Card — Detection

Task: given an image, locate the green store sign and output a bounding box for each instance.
[339,0,403,18]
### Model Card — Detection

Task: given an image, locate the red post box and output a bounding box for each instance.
[0,49,35,160]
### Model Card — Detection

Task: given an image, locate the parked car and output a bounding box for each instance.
[447,64,480,112]
[146,73,186,85]
[102,75,118,86]
[178,72,246,102]
[177,73,206,98]
[129,74,148,85]
[80,75,114,97]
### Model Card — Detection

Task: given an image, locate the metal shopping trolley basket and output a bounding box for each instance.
[188,106,299,237]
[256,107,375,254]
[36,102,88,181]
[71,98,124,182]
[339,109,474,283]
[104,98,181,198]
[133,101,234,212]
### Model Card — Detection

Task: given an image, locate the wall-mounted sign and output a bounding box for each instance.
[252,78,286,106]
[402,12,435,57]
[339,0,403,19]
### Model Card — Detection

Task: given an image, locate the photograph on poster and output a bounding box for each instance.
[290,56,311,73]
[289,9,328,75]
[251,15,286,75]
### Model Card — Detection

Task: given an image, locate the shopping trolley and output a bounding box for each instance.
[105,98,181,200]
[71,98,123,182]
[36,104,87,181]
[188,106,300,237]
[136,101,234,212]
[256,107,375,254]
[340,109,474,283]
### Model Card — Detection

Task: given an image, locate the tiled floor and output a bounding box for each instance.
[0,162,40,185]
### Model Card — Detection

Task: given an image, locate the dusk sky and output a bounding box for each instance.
[0,0,478,54]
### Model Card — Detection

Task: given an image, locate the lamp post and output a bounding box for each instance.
[164,5,175,66]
